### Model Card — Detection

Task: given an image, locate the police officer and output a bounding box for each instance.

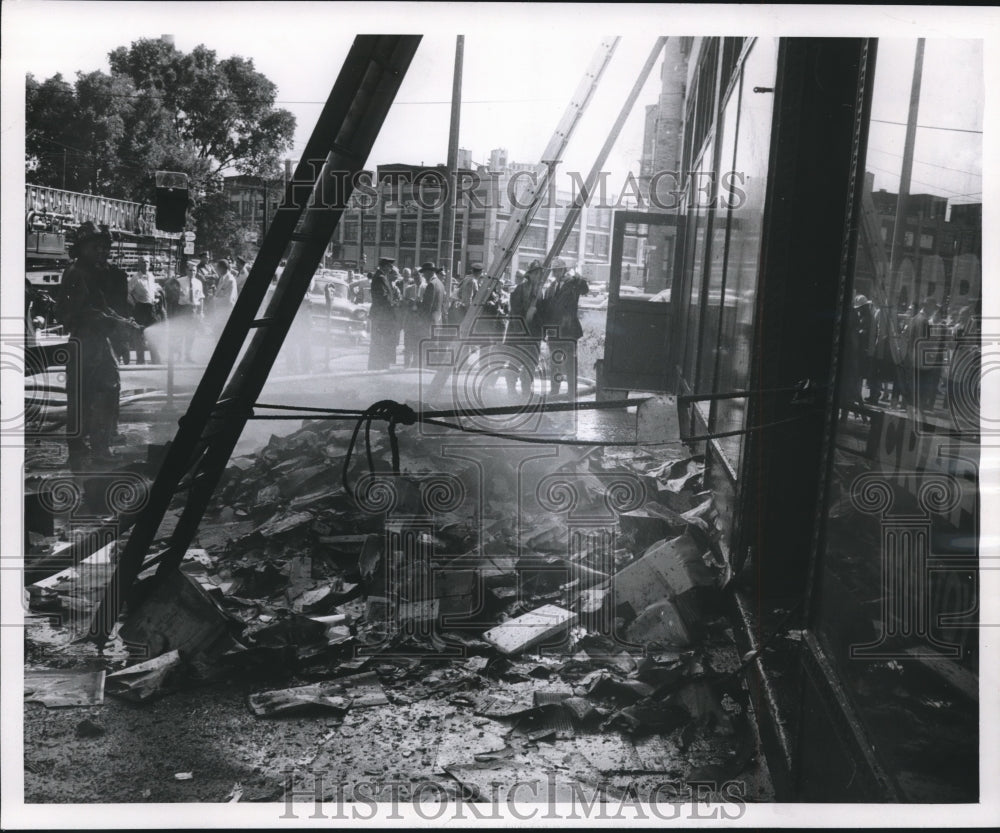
[368,256,399,369]
[57,222,140,468]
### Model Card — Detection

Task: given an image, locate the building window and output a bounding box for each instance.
[400,222,417,244]
[342,221,359,243]
[468,217,485,246]
[713,37,778,470]
[920,232,934,250]
[696,82,739,401]
[421,223,439,244]
[362,221,376,245]
[380,222,397,244]
[814,36,981,803]
[522,225,547,251]
[586,233,609,258]
[690,39,720,165]
[623,236,638,260]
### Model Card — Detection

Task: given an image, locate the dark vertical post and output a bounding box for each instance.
[887,38,925,308]
[440,35,464,299]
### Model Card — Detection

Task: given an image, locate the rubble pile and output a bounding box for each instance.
[26,414,763,792]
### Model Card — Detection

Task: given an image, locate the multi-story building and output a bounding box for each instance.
[329,152,638,283]
[222,174,285,251]
[861,181,981,311]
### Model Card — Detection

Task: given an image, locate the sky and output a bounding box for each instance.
[865,38,983,208]
[2,3,988,208]
[5,2,671,198]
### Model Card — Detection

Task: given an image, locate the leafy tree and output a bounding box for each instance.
[107,39,296,177]
[25,37,295,233]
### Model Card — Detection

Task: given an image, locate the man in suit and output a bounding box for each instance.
[504,260,545,396]
[418,263,447,367]
[541,258,588,396]
[452,262,482,325]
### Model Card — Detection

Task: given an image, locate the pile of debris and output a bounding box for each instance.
[26,413,761,792]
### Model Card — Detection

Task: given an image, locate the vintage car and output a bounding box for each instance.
[307,275,370,336]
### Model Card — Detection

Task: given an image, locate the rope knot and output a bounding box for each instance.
[368,399,418,426]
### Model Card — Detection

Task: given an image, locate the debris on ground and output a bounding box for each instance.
[483,605,576,655]
[75,717,106,738]
[105,649,183,702]
[24,414,765,796]
[24,669,105,708]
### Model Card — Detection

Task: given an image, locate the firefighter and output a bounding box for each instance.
[57,222,140,468]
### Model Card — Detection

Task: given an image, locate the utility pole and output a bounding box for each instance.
[888,38,925,310]
[440,35,464,299]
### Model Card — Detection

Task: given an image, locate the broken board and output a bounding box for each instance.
[482,605,576,655]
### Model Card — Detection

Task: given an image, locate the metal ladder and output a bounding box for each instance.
[425,37,620,398]
[90,35,422,641]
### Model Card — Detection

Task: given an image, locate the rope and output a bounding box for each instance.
[341,400,417,501]
[252,397,643,419]
[333,395,815,504]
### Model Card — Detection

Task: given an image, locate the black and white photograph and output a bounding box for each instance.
[1,2,997,827]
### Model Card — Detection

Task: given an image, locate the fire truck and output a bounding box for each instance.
[25,184,183,294]
[25,184,184,371]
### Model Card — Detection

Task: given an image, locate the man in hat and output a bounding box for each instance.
[417,263,447,367]
[905,294,940,414]
[402,263,427,368]
[56,221,140,467]
[453,262,482,324]
[368,256,399,369]
[504,260,546,397]
[540,257,588,396]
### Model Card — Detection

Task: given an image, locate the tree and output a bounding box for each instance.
[26,38,295,213]
[107,39,296,178]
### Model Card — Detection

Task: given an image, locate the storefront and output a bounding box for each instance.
[613,36,982,801]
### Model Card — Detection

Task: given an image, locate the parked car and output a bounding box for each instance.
[307,276,369,336]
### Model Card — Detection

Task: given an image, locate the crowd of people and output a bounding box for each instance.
[364,255,590,397]
[55,228,258,468]
[841,291,981,425]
